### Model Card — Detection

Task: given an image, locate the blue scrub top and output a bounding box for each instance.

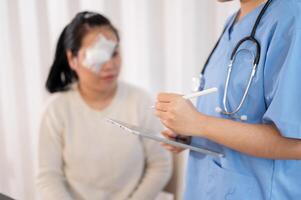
[185,0,301,199]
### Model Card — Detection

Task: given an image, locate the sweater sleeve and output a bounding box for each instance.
[35,100,74,200]
[129,91,172,200]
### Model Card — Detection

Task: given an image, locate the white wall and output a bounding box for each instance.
[0,0,238,199]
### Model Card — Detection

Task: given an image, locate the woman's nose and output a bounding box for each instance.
[102,59,116,71]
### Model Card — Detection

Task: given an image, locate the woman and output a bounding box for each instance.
[155,0,301,199]
[36,11,172,200]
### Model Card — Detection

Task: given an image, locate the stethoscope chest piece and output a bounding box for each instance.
[215,106,248,121]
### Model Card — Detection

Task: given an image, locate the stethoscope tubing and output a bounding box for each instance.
[199,0,273,120]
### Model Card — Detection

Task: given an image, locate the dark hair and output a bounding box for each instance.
[46,11,119,93]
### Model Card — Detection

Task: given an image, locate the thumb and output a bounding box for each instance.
[162,129,177,138]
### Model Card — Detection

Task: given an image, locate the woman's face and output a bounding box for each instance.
[68,26,121,93]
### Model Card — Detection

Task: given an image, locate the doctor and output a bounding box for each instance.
[155,0,301,199]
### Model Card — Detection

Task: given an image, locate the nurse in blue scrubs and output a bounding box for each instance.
[155,0,301,199]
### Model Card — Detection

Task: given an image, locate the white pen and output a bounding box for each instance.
[182,87,218,99]
[152,87,218,108]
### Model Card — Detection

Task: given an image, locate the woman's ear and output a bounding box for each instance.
[66,50,78,71]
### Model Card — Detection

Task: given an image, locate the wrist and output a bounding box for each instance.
[191,112,209,137]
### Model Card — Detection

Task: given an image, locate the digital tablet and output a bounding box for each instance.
[106,118,224,158]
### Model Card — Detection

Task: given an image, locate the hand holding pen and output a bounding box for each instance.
[155,87,218,152]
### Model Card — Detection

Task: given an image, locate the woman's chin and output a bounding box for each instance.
[94,78,117,92]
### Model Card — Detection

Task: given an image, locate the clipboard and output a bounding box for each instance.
[106,118,224,158]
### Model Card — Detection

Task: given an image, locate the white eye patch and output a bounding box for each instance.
[83,35,117,73]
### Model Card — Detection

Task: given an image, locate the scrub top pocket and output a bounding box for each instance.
[204,160,263,200]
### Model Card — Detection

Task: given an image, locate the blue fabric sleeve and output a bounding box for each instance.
[262,22,301,139]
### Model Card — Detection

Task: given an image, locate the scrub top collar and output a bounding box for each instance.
[227,3,266,41]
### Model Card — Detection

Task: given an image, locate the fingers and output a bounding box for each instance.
[154,106,172,127]
[155,102,169,112]
[154,109,168,123]
[160,130,185,153]
[157,93,181,102]
[155,93,182,123]
[160,142,185,154]
[162,130,191,144]
[162,129,177,138]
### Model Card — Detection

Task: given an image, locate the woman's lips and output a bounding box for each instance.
[101,74,116,80]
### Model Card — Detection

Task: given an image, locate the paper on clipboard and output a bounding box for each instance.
[106,118,224,158]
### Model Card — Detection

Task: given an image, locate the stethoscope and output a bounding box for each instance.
[192,0,273,121]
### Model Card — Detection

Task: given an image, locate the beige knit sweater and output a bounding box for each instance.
[36,82,172,200]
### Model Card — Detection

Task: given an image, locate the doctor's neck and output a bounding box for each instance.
[238,0,267,21]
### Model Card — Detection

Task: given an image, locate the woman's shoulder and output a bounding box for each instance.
[41,89,75,117]
[119,81,153,101]
[118,81,154,112]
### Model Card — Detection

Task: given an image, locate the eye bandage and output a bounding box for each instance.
[83,35,117,73]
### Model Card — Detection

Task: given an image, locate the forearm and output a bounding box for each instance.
[196,115,301,159]
[129,171,169,200]
[37,112,74,200]
[130,142,172,200]
[36,172,74,200]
